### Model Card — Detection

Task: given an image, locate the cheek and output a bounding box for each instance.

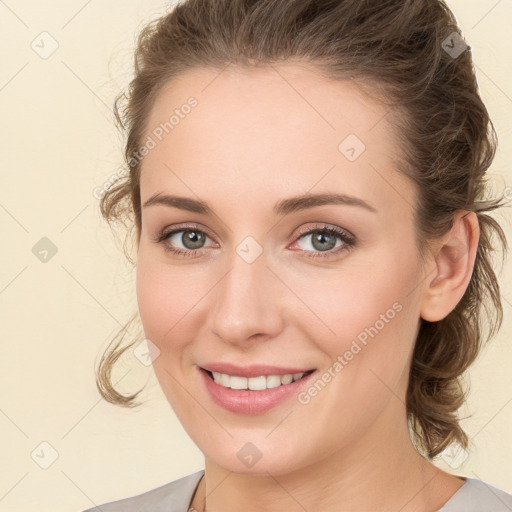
[135,247,203,353]
[135,249,200,412]
[292,293,418,453]
[290,255,413,352]
[291,246,421,404]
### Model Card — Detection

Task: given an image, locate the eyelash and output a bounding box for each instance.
[153,223,356,260]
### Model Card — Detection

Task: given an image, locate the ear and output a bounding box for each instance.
[420,210,480,322]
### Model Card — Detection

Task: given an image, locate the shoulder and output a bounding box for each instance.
[438,476,512,512]
[80,469,204,512]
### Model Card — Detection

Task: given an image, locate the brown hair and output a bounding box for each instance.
[97,0,510,459]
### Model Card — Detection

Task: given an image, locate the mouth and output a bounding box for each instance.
[200,367,316,391]
[198,365,318,414]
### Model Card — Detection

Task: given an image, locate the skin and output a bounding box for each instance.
[135,61,479,512]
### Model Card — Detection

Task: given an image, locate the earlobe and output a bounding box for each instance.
[420,211,480,322]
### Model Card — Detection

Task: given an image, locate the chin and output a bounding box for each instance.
[201,441,314,477]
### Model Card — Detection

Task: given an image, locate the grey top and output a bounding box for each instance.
[81,470,512,512]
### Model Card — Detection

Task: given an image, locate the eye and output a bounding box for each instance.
[153,222,355,259]
[153,224,216,258]
[290,223,355,259]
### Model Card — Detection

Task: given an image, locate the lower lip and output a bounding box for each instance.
[199,367,316,415]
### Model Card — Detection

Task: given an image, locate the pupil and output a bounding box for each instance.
[312,231,336,251]
[183,230,204,249]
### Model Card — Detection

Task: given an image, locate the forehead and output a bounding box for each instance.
[139,62,414,221]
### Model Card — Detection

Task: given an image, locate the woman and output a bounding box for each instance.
[83,0,512,510]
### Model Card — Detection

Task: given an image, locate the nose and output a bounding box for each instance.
[208,246,285,346]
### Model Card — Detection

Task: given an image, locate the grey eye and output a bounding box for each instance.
[169,230,210,250]
[297,230,343,252]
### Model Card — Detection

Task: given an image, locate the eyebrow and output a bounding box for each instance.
[142,192,378,216]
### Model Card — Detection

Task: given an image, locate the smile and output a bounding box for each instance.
[199,367,317,415]
[207,370,314,390]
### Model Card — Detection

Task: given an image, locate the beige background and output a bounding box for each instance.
[0,1,511,511]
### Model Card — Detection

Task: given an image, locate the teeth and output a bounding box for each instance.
[211,371,306,390]
[266,375,282,389]
[230,375,247,389]
[281,374,293,385]
[220,373,231,387]
[248,375,266,390]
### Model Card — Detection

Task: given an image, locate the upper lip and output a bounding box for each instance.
[200,362,315,378]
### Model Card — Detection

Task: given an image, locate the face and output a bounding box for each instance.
[136,62,428,475]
